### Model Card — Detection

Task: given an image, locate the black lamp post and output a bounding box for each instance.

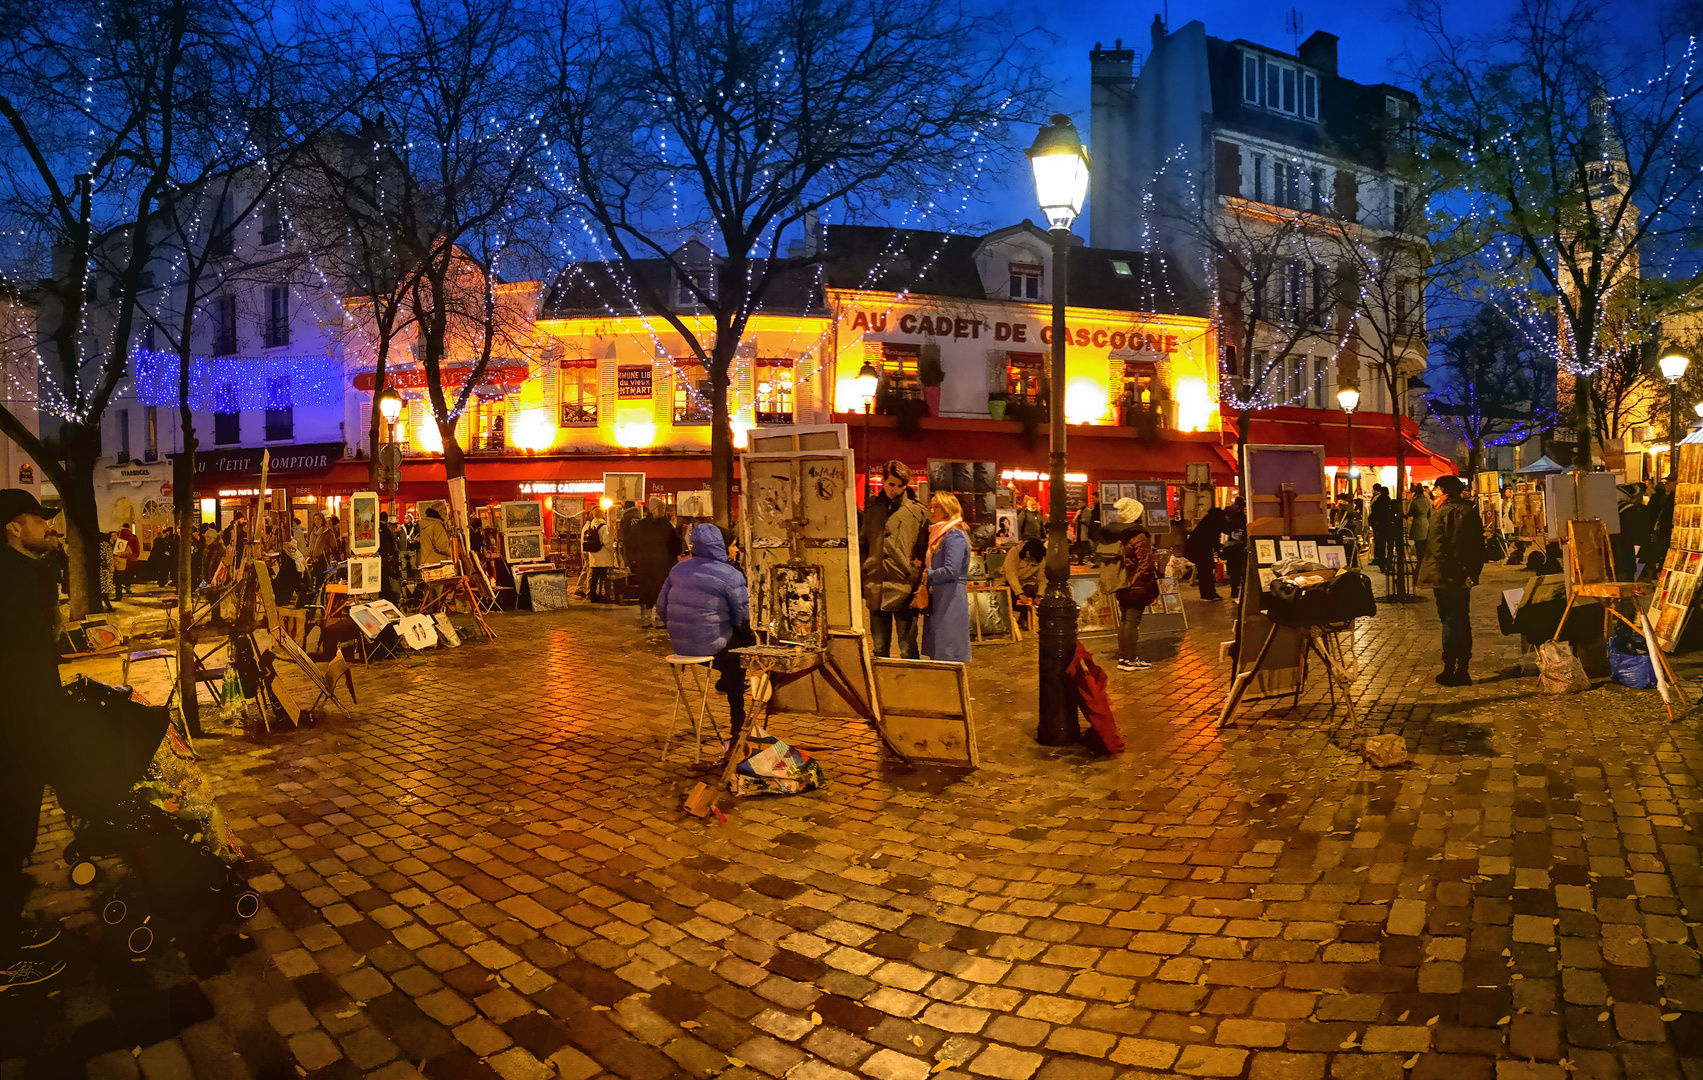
[855,360,880,502]
[1027,115,1091,747]
[1661,353,1690,481]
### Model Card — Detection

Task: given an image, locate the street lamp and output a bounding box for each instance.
[1661,353,1689,481]
[377,386,403,518]
[855,360,880,504]
[1337,386,1360,500]
[1027,114,1090,748]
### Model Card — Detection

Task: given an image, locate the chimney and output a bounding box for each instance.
[1298,30,1338,75]
[1090,37,1136,82]
[1150,14,1166,48]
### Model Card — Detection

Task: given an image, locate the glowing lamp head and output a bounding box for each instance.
[1026,114,1091,231]
[1660,353,1690,382]
[376,386,403,422]
[1337,386,1360,413]
[854,361,879,402]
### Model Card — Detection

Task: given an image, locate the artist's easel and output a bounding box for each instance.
[414,534,495,639]
[967,581,1021,644]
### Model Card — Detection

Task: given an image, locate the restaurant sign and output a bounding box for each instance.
[617,365,653,399]
[172,441,344,476]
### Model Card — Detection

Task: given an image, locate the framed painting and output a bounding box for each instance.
[771,564,825,648]
[602,472,646,506]
[349,491,381,555]
[348,556,382,595]
[500,500,543,533]
[503,530,546,563]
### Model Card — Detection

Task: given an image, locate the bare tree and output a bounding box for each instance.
[545,0,1047,525]
[1414,0,1703,472]
[1427,303,1558,473]
[0,0,201,616]
[316,0,554,538]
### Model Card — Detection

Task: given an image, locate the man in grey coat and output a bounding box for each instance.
[860,460,927,658]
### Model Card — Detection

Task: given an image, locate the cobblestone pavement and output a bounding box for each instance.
[8,562,1703,1080]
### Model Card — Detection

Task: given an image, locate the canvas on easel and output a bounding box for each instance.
[1230,444,1332,705]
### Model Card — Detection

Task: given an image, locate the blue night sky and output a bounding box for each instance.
[966,0,1514,234]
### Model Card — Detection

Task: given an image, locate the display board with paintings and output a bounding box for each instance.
[927,460,1000,549]
[1232,445,1333,702]
[1098,481,1173,529]
[741,447,864,635]
[1651,441,1703,650]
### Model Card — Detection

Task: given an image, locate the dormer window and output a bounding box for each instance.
[1009,262,1042,300]
[1242,50,1319,121]
[1111,260,1132,276]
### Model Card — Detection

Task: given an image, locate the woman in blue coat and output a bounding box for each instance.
[921,493,972,663]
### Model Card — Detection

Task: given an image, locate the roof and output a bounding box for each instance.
[822,223,1209,318]
[540,249,826,320]
[1204,35,1418,172]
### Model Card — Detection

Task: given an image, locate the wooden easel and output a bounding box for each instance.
[1552,518,1686,718]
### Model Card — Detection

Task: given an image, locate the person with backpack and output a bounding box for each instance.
[1098,497,1159,671]
[582,506,615,602]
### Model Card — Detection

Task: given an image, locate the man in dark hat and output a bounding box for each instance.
[0,489,68,988]
[1416,475,1487,686]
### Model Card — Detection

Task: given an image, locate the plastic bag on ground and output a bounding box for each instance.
[1607,629,1657,690]
[1363,734,1409,767]
[731,735,827,797]
[1537,640,1591,694]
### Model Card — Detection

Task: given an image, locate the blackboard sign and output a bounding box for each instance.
[617,365,653,399]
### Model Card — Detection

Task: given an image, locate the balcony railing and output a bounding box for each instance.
[560,402,597,426]
[263,317,290,349]
[210,233,234,258]
[755,410,794,425]
[260,221,285,245]
[674,404,713,425]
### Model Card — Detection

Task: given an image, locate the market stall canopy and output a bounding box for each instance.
[1513,454,1568,475]
[353,361,529,394]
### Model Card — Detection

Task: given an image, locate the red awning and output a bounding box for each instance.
[1221,407,1457,479]
[352,361,529,393]
[834,413,1239,484]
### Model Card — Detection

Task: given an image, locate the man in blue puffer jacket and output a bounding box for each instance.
[657,524,751,738]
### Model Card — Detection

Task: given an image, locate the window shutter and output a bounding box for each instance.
[1334,171,1359,221]
[795,359,815,421]
[541,350,558,407]
[1107,354,1123,408]
[1215,142,1242,198]
[652,358,671,426]
[598,361,617,427]
[986,349,1007,394]
[358,400,372,455]
[735,359,755,422]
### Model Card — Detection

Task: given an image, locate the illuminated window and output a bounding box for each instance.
[560,362,598,425]
[674,361,712,424]
[1006,352,1045,404]
[755,363,794,424]
[877,343,921,405]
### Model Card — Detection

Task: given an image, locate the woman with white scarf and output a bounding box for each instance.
[919,492,972,662]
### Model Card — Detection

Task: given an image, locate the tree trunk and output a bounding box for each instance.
[1391,402,1409,600]
[173,442,202,736]
[1575,371,1592,471]
[1229,404,1252,690]
[59,424,103,621]
[1468,439,1484,475]
[709,365,733,528]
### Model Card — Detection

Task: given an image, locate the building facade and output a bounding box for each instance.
[1089,17,1429,466]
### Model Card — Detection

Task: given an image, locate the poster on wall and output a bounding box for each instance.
[602,472,645,506]
[616,365,653,399]
[350,491,381,554]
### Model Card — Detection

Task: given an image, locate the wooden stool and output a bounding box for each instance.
[661,655,722,763]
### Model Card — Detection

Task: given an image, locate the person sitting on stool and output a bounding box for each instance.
[657,524,752,746]
[1002,539,1045,630]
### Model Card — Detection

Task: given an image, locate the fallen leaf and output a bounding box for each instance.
[1597,1012,1610,1022]
[1403,1053,1421,1069]
[1426,1016,1439,1026]
[1496,1016,1510,1026]
[1398,1010,1410,1022]
[931,1062,954,1075]
[681,1020,701,1029]
[1664,1013,1682,1022]
[811,1012,823,1026]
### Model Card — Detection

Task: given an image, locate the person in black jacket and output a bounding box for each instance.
[1185,504,1227,600]
[0,489,68,990]
[1368,485,1397,570]
[1416,475,1487,685]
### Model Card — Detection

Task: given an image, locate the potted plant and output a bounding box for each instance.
[987,390,1008,421]
[918,344,945,417]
